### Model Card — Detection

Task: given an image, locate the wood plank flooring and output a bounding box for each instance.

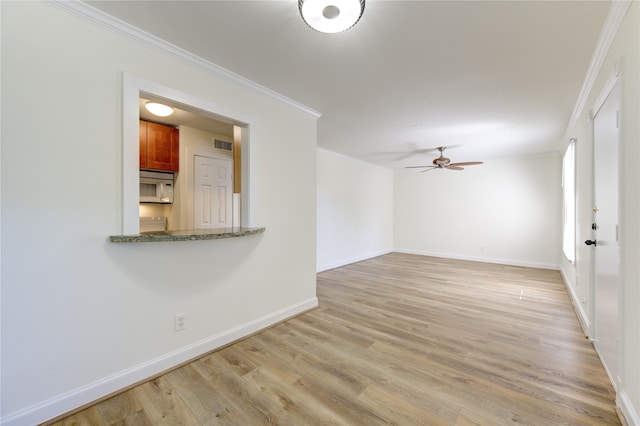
[48,253,620,425]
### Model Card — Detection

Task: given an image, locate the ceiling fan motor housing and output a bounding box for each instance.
[433,156,450,167]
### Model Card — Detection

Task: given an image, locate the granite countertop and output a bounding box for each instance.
[109,227,265,243]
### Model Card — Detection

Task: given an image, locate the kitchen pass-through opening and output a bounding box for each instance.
[122,73,253,235]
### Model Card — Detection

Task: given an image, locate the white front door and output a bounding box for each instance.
[591,80,620,387]
[194,155,233,229]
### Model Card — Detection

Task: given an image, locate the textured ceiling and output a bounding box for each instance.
[89,0,611,168]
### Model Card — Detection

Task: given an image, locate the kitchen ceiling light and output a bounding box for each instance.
[144,102,174,117]
[299,0,365,33]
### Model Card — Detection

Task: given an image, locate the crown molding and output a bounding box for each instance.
[562,0,632,143]
[47,0,322,119]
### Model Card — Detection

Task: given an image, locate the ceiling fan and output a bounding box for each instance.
[405,146,483,172]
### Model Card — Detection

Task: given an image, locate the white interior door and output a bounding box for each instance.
[591,80,620,387]
[194,155,233,229]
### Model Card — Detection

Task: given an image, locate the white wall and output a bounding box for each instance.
[394,154,562,269]
[1,2,317,424]
[561,2,640,423]
[316,149,394,271]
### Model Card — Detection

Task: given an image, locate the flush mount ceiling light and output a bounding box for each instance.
[144,102,174,117]
[299,0,365,33]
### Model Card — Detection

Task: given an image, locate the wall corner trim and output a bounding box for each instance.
[46,0,322,119]
[0,297,319,426]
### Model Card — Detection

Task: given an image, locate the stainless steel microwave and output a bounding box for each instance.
[140,171,174,204]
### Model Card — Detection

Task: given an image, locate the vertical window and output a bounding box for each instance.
[562,139,576,263]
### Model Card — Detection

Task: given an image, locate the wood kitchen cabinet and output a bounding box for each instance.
[140,120,179,172]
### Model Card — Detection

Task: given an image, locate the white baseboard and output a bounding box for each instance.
[1,298,318,426]
[317,249,393,272]
[559,268,591,337]
[394,249,560,270]
[618,389,640,426]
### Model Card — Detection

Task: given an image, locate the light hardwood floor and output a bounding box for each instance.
[48,253,620,425]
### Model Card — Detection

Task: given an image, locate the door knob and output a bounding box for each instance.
[585,239,597,246]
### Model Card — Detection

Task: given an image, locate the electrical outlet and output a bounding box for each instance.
[174,313,186,332]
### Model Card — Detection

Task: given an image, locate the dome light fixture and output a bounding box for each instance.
[299,0,365,34]
[144,102,174,117]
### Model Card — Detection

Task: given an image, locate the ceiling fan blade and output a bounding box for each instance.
[407,149,484,173]
[393,147,442,161]
[449,161,483,167]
